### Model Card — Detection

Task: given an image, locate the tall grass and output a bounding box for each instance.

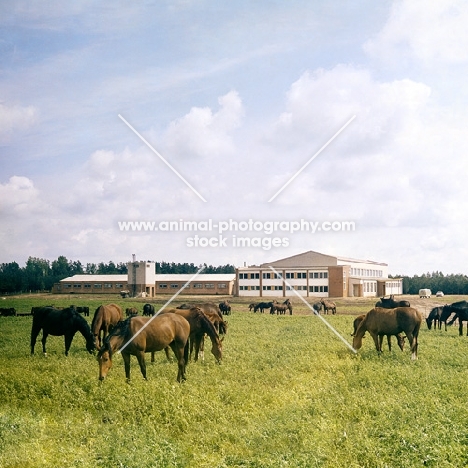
[1,297,468,467]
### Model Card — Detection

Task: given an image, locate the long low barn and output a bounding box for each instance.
[52,264,235,297]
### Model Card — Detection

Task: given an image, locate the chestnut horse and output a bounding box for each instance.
[30,306,95,356]
[91,303,123,350]
[161,307,223,363]
[97,314,190,382]
[351,314,406,352]
[353,307,422,360]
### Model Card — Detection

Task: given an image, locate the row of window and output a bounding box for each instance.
[239,272,328,280]
[240,285,329,292]
[158,283,227,289]
[364,282,377,293]
[350,268,383,278]
[63,283,125,289]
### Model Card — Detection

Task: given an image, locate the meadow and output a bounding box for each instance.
[1,294,468,467]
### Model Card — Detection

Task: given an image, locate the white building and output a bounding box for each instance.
[236,250,402,298]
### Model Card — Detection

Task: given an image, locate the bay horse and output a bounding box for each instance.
[30,306,95,356]
[351,314,405,352]
[320,299,336,315]
[270,300,293,315]
[91,303,124,350]
[177,302,227,336]
[161,307,223,363]
[97,314,190,382]
[353,307,422,360]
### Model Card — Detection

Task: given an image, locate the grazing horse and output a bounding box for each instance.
[444,301,468,336]
[30,306,95,356]
[219,301,231,315]
[353,307,422,360]
[270,301,293,315]
[162,307,223,363]
[97,314,190,382]
[91,304,124,350]
[351,314,405,352]
[320,299,336,315]
[177,302,227,335]
[312,302,323,314]
[426,306,444,330]
[375,295,411,308]
[125,307,138,317]
[254,301,277,313]
[143,303,155,316]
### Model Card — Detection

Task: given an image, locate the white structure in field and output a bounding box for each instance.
[236,250,402,298]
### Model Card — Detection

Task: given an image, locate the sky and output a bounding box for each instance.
[1,0,468,276]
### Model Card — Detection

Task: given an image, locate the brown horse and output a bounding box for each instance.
[161,307,223,363]
[270,301,293,315]
[30,306,95,356]
[91,303,123,350]
[320,299,336,314]
[97,314,190,382]
[353,307,422,360]
[351,314,406,352]
[177,302,228,336]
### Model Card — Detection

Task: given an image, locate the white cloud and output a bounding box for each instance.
[0,103,38,142]
[163,90,244,160]
[364,0,468,66]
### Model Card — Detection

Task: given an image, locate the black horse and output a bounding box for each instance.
[254,301,276,313]
[444,301,468,336]
[426,306,444,330]
[375,295,410,308]
[30,306,95,356]
[143,304,155,316]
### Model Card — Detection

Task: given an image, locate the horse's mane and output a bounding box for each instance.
[193,308,220,343]
[99,317,133,357]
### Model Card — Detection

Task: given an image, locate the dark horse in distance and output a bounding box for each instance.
[30,306,95,356]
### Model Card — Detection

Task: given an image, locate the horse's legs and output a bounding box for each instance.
[372,333,382,354]
[41,332,48,355]
[169,342,187,382]
[386,335,392,351]
[122,352,132,381]
[164,347,171,361]
[64,333,74,356]
[135,352,147,380]
[459,322,463,336]
[30,324,41,355]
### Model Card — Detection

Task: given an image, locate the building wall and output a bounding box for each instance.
[155,280,233,295]
[52,280,128,294]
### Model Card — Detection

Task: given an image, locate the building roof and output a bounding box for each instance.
[60,273,235,283]
[155,274,235,282]
[257,250,387,268]
[60,275,127,282]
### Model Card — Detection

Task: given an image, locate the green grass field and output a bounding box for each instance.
[1,295,467,467]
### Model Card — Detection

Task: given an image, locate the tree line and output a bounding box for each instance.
[0,256,235,294]
[392,271,468,295]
